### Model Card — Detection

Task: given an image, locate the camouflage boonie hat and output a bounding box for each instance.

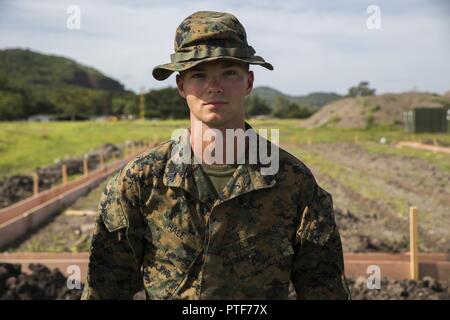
[152,11,274,81]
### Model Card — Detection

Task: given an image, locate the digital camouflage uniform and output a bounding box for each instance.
[81,11,350,300]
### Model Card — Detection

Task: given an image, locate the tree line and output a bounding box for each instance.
[0,85,315,120]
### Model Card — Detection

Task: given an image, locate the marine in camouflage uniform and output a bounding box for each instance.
[81,11,350,300]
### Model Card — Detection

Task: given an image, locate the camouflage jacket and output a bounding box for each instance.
[81,125,350,300]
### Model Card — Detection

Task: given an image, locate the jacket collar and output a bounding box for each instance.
[163,122,277,204]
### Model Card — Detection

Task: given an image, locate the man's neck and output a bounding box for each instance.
[189,118,246,165]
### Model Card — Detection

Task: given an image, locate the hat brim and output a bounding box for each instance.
[152,56,273,81]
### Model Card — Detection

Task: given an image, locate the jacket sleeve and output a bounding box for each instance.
[290,174,351,300]
[81,168,146,300]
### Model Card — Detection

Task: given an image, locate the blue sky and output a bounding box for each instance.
[0,0,449,95]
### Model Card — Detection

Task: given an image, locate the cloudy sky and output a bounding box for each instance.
[0,0,449,96]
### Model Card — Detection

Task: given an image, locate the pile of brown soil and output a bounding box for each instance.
[0,263,82,300]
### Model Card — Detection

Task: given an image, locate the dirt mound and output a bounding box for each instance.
[0,176,33,208]
[287,276,449,300]
[0,263,82,300]
[0,142,144,209]
[2,262,447,300]
[443,91,450,99]
[348,276,449,300]
[300,91,450,129]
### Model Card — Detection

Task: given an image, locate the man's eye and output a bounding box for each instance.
[224,70,238,76]
[191,73,205,79]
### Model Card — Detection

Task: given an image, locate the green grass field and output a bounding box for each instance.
[1,119,449,178]
[2,119,449,253]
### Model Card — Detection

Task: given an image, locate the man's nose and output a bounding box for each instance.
[207,76,223,93]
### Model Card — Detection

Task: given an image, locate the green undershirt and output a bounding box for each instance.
[200,163,238,196]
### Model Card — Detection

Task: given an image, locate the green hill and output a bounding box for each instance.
[0,48,125,91]
[0,48,135,120]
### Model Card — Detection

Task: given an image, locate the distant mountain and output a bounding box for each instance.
[252,86,342,109]
[0,48,135,120]
[0,48,125,91]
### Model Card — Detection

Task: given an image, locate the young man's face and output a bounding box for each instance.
[176,60,254,128]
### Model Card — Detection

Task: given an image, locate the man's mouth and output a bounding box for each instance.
[203,101,228,107]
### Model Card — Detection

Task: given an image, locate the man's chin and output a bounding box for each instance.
[200,114,227,128]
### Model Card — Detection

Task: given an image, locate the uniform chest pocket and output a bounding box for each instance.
[222,234,294,286]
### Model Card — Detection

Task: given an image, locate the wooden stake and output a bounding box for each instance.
[62,164,67,185]
[409,206,419,280]
[32,173,39,196]
[83,156,89,176]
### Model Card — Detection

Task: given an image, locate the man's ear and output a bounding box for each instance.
[176,74,186,98]
[245,70,254,96]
